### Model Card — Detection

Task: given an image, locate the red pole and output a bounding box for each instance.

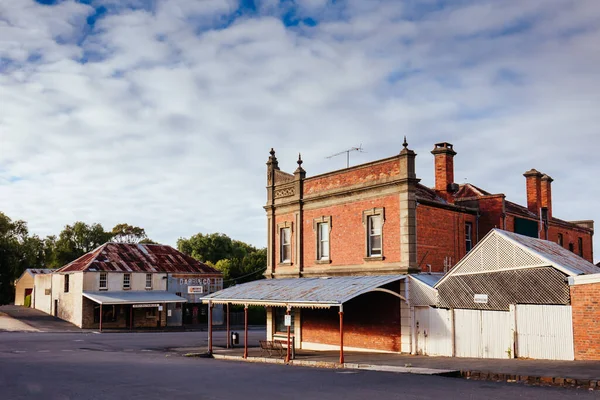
[208,302,213,354]
[99,304,103,332]
[339,306,344,364]
[286,308,291,363]
[226,303,231,349]
[244,305,248,359]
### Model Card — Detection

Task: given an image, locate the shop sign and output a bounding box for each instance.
[132,303,159,308]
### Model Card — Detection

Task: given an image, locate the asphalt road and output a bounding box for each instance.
[0,331,598,400]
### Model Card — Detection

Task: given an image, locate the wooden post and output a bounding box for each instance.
[285,307,291,363]
[339,305,344,364]
[208,301,213,354]
[244,305,248,359]
[226,303,231,349]
[99,304,103,332]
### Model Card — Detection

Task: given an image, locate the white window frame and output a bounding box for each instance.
[465,222,473,252]
[362,208,384,260]
[368,215,382,257]
[99,272,107,291]
[145,273,152,290]
[123,273,131,290]
[280,227,291,263]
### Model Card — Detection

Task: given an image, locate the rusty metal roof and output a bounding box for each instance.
[203,275,406,307]
[498,230,600,275]
[27,269,54,275]
[55,243,220,275]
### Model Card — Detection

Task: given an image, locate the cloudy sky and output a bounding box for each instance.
[1,0,599,259]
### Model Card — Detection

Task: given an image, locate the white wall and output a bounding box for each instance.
[52,272,84,327]
[33,274,53,314]
[83,272,167,292]
[14,273,34,306]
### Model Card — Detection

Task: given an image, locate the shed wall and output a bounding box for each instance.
[437,267,570,311]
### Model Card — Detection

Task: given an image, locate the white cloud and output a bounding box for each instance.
[0,0,599,261]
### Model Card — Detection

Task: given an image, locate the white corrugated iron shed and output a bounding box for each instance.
[202,275,406,307]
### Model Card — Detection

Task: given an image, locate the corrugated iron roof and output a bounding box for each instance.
[27,269,54,275]
[410,273,444,288]
[83,291,187,305]
[203,275,406,307]
[56,243,220,275]
[497,230,600,275]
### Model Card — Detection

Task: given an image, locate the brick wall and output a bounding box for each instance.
[301,291,401,352]
[303,158,400,196]
[303,195,401,269]
[571,283,600,360]
[417,204,477,272]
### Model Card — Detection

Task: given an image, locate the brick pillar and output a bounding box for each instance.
[541,174,553,220]
[398,139,420,272]
[523,169,542,214]
[265,149,279,278]
[431,142,457,198]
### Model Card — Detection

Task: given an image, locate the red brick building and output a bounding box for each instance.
[265,141,594,277]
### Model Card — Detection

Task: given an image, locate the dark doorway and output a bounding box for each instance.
[54,300,58,317]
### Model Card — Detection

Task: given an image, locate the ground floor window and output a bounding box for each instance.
[274,308,294,334]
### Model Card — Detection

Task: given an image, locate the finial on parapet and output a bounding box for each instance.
[403,136,408,149]
[267,148,279,170]
[295,153,305,175]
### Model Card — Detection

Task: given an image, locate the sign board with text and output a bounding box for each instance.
[132,303,160,308]
[188,286,204,294]
[474,294,489,304]
[284,315,292,327]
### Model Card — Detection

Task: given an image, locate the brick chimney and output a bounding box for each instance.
[431,142,457,195]
[523,169,542,214]
[541,174,553,219]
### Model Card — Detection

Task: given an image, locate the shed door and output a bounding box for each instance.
[455,309,511,358]
[414,307,453,357]
[516,305,574,360]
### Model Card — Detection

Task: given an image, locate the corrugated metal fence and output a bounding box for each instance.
[415,305,573,360]
[515,305,574,360]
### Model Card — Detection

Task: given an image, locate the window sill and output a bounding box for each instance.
[99,288,108,291]
[278,262,293,267]
[315,259,331,265]
[123,287,131,291]
[364,256,385,262]
[145,287,153,291]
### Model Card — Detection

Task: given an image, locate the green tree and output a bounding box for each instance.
[111,223,148,244]
[54,222,112,266]
[0,213,30,304]
[178,233,266,287]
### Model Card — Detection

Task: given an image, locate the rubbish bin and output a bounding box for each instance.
[231,332,239,347]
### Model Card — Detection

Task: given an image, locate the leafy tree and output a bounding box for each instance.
[111,223,148,244]
[0,213,30,304]
[54,222,112,266]
[178,233,266,287]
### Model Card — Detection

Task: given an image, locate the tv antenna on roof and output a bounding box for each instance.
[326,145,365,168]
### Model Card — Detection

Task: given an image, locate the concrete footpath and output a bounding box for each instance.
[0,311,39,332]
[179,346,600,390]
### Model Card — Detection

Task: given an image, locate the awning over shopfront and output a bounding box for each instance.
[83,291,187,305]
[202,274,407,308]
[201,275,407,363]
